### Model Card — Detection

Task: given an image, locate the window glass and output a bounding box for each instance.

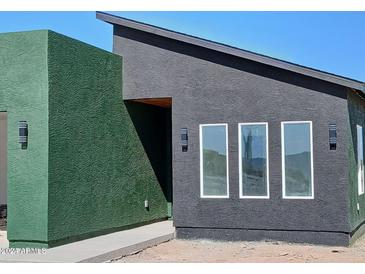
[200,124,228,197]
[282,122,313,198]
[240,124,268,197]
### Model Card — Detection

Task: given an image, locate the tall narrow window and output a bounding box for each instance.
[200,124,229,198]
[239,123,269,198]
[282,121,314,199]
[357,125,364,195]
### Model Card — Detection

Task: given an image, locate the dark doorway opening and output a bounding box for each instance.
[125,98,173,218]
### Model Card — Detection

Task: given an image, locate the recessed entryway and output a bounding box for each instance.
[125,98,173,218]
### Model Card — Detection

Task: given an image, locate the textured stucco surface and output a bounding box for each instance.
[0,113,7,206]
[0,31,49,246]
[47,31,167,246]
[347,91,365,234]
[125,101,172,214]
[113,26,351,244]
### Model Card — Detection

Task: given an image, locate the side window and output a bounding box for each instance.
[239,123,269,198]
[199,124,229,198]
[282,121,314,199]
[357,125,364,195]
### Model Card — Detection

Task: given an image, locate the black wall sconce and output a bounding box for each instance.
[19,121,28,149]
[180,128,188,152]
[329,123,337,150]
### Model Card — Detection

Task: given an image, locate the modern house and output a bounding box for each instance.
[0,12,365,247]
[96,12,365,246]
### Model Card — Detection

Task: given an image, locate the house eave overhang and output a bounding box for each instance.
[96,11,365,94]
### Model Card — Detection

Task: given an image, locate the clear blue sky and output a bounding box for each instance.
[0,12,364,82]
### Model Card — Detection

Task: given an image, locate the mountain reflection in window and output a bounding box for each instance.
[240,124,268,197]
[201,125,228,197]
[283,122,312,197]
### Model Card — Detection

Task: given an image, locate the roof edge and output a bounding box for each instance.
[96,11,365,93]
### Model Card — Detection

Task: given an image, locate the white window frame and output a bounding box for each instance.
[357,125,364,196]
[281,121,314,199]
[199,123,229,198]
[238,122,269,199]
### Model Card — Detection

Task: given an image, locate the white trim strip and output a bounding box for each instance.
[357,124,364,196]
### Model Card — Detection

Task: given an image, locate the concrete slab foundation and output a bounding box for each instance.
[176,227,350,246]
[0,231,8,248]
[0,221,174,263]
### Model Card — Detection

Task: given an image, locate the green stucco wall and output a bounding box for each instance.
[46,31,167,246]
[348,91,365,233]
[0,31,49,247]
[0,30,168,248]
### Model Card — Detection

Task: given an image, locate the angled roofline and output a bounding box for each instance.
[96,11,365,93]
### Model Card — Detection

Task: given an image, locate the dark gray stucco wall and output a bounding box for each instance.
[112,26,351,239]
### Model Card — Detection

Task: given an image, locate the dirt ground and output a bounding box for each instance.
[113,236,365,263]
